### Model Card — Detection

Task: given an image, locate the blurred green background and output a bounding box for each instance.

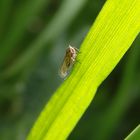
[0,0,140,140]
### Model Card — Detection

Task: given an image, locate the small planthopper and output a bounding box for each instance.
[59,45,79,78]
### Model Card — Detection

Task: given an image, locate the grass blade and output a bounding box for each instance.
[93,35,140,140]
[27,0,140,140]
[125,125,140,140]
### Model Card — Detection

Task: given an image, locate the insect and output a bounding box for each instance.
[59,45,79,78]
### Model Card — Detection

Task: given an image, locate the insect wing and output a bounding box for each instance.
[59,53,71,78]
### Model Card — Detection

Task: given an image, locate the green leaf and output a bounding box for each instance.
[93,35,140,140]
[125,125,140,140]
[27,0,140,140]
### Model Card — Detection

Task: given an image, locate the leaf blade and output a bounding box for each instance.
[27,0,140,140]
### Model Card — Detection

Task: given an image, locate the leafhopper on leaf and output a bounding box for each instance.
[59,45,79,78]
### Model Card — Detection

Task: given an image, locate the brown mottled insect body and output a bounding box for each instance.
[59,45,79,78]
